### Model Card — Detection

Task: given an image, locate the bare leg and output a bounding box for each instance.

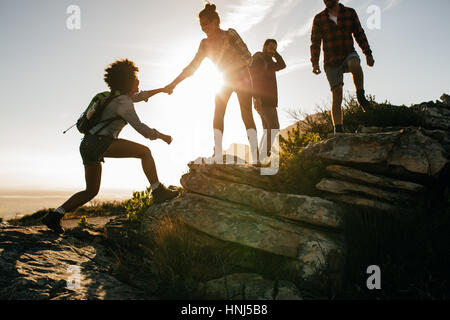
[103,139,159,184]
[237,91,259,163]
[236,91,257,131]
[213,88,232,159]
[347,57,364,91]
[61,163,102,212]
[331,85,344,126]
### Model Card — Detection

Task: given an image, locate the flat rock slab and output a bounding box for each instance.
[204,273,302,300]
[0,224,144,300]
[326,165,425,193]
[181,171,343,229]
[188,162,278,191]
[323,194,397,212]
[316,178,413,204]
[144,193,345,280]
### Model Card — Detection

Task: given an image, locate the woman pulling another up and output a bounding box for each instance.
[42,59,179,233]
[165,3,259,165]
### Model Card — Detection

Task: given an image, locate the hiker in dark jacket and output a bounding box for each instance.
[311,0,375,134]
[250,39,286,160]
[42,59,179,233]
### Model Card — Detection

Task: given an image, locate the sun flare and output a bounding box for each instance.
[184,60,225,95]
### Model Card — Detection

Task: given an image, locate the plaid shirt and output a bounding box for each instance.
[310,4,372,68]
[181,28,252,80]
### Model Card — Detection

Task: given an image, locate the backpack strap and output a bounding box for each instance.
[90,93,122,136]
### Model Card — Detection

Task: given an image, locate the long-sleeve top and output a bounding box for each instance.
[250,51,286,108]
[89,91,160,140]
[180,28,252,82]
[310,3,372,68]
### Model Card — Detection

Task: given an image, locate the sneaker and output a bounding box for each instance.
[152,184,180,204]
[356,90,372,112]
[42,211,65,234]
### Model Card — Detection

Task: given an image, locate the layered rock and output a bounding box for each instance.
[105,163,347,293]
[302,127,448,179]
[181,169,343,229]
[142,193,344,281]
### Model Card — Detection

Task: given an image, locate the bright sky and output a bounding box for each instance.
[1,0,449,195]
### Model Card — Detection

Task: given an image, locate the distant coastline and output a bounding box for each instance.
[0,188,132,220]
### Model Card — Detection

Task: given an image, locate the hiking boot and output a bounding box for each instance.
[357,90,372,112]
[152,184,179,204]
[42,211,65,234]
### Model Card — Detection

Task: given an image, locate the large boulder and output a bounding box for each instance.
[413,100,450,131]
[181,170,343,229]
[302,127,448,179]
[141,193,345,281]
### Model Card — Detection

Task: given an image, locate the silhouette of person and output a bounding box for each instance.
[42,59,178,233]
[311,0,375,134]
[165,3,259,165]
[250,39,286,161]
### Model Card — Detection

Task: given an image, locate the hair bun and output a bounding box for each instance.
[205,3,216,12]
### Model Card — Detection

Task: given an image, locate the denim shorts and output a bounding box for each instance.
[79,134,116,166]
[324,52,360,91]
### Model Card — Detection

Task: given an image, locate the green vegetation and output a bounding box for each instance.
[123,187,153,222]
[78,216,89,228]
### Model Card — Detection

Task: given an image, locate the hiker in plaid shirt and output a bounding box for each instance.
[165,3,260,165]
[311,0,375,134]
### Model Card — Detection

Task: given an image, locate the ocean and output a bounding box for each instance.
[0,189,132,220]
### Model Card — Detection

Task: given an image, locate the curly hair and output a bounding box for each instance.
[104,59,139,94]
[199,2,220,24]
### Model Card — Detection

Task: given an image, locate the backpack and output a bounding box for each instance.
[76,91,121,135]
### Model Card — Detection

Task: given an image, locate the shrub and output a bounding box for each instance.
[124,187,153,222]
[78,216,89,228]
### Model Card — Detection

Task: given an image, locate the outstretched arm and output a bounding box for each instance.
[165,40,206,94]
[132,88,168,103]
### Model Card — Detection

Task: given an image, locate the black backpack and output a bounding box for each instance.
[76,91,121,135]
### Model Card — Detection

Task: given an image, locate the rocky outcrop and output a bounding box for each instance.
[303,127,448,179]
[0,223,145,300]
[105,162,347,294]
[412,99,450,132]
[302,127,449,211]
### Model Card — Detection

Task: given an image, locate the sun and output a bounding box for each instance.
[184,59,225,95]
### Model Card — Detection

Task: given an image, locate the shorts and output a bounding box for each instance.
[324,52,360,91]
[79,134,116,166]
